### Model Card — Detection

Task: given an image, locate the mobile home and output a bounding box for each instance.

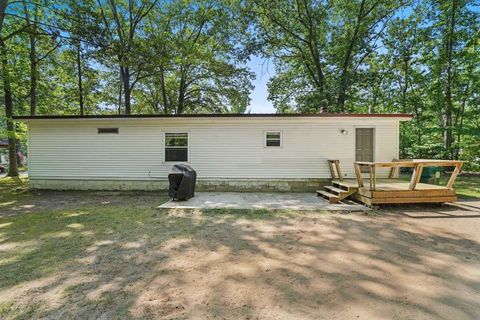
[14,113,412,191]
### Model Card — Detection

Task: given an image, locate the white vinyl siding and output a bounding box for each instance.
[27,117,402,181]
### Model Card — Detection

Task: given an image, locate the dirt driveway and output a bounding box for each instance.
[0,189,479,319]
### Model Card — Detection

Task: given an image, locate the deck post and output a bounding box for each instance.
[388,159,399,178]
[446,162,463,189]
[328,161,336,180]
[335,160,343,181]
[369,166,373,191]
[354,163,364,187]
[409,164,424,190]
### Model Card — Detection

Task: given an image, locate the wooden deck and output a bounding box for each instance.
[332,179,457,205]
[320,159,463,206]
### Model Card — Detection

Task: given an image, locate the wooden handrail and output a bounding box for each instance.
[327,160,343,181]
[409,163,424,190]
[354,163,364,187]
[447,162,463,189]
[355,160,464,168]
[388,158,403,178]
[354,159,464,191]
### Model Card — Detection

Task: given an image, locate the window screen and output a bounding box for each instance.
[165,133,188,162]
[265,131,282,147]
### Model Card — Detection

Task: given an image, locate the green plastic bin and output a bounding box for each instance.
[420,166,440,183]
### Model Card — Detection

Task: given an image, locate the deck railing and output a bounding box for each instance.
[353,159,464,191]
[328,159,343,181]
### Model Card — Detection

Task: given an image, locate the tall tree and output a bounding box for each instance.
[252,0,405,112]
[22,0,38,115]
[332,0,403,111]
[0,39,17,176]
[252,0,329,112]
[136,0,254,114]
[1,0,23,177]
[94,0,159,114]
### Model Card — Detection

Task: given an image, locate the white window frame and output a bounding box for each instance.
[264,130,283,148]
[163,132,190,163]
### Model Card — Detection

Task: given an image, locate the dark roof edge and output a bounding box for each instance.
[13,113,413,120]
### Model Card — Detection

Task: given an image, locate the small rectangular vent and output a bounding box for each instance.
[98,128,119,134]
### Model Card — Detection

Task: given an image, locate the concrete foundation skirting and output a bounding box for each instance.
[29,178,330,192]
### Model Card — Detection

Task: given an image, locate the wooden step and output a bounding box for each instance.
[332,180,359,191]
[317,190,340,204]
[324,185,348,196]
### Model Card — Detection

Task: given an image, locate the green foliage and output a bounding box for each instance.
[251,0,480,166]
[252,0,402,112]
[135,0,255,114]
[0,0,254,117]
[0,0,479,168]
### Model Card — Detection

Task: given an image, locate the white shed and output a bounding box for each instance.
[14,113,412,191]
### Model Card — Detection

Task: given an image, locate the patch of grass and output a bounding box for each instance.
[0,176,29,189]
[0,177,30,203]
[0,301,36,320]
[364,208,383,216]
[0,301,14,316]
[0,181,171,289]
[399,174,480,199]
[440,175,480,198]
[96,292,117,306]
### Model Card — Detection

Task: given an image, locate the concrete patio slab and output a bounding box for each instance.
[159,192,368,211]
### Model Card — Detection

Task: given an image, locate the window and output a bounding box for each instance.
[98,128,119,134]
[165,133,188,162]
[265,131,282,147]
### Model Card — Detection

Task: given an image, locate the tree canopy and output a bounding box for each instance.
[1,0,479,176]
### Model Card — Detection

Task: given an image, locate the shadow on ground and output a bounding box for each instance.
[0,189,479,319]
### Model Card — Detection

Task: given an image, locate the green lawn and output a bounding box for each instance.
[439,175,480,198]
[0,178,164,284]
[0,178,172,318]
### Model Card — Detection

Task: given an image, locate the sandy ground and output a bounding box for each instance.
[0,191,479,319]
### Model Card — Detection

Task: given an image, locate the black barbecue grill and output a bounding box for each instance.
[168,164,197,200]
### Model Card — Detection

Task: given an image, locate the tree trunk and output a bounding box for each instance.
[29,38,37,115]
[454,82,469,160]
[369,93,376,114]
[118,67,123,114]
[444,0,456,158]
[177,71,186,114]
[0,0,8,33]
[121,66,131,115]
[76,42,84,115]
[337,0,366,112]
[23,0,38,115]
[1,40,19,177]
[159,65,169,114]
[337,73,348,112]
[401,55,409,113]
